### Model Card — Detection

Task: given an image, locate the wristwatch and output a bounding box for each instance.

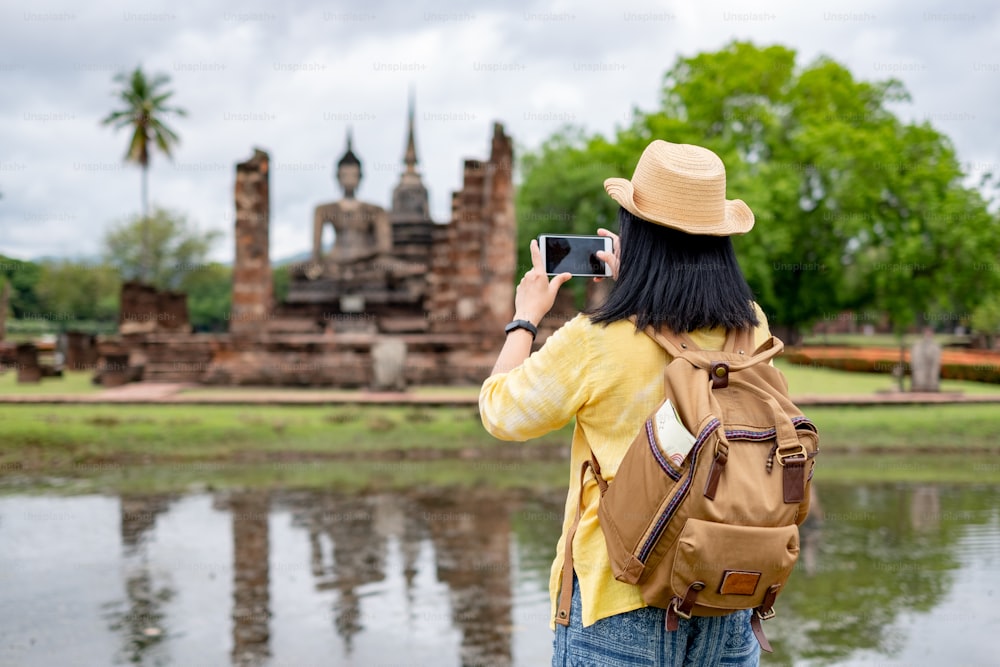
[504,319,538,340]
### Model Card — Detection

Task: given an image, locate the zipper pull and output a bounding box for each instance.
[766,442,778,473]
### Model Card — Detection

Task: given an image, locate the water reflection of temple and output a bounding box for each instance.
[285,489,517,666]
[106,494,178,666]
[296,495,390,652]
[37,482,996,665]
[418,493,514,667]
[103,487,532,665]
[221,491,271,666]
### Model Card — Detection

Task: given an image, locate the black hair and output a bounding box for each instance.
[588,207,759,333]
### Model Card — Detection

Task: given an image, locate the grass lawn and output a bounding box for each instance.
[0,370,101,395]
[0,404,513,469]
[775,359,1000,395]
[3,363,998,400]
[1,398,998,494]
[1,402,998,471]
[0,459,572,496]
[3,450,998,497]
[809,453,1000,484]
[805,404,1000,450]
[1,354,998,485]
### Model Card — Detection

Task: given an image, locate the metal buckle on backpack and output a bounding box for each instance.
[670,598,693,620]
[755,607,776,621]
[775,443,807,467]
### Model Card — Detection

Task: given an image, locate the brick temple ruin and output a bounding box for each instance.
[105,114,517,387]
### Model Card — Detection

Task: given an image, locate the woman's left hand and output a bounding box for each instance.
[513,239,572,325]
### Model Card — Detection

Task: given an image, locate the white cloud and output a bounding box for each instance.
[1,0,997,261]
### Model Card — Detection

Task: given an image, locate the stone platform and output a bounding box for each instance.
[126,331,499,387]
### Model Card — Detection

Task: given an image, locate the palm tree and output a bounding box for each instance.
[101,66,186,281]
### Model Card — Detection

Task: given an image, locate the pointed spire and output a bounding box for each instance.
[403,89,418,173]
[391,89,429,220]
[337,126,360,169]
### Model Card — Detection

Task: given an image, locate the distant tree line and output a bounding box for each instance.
[2,208,236,334]
[516,42,1000,344]
[0,209,219,333]
[0,207,297,336]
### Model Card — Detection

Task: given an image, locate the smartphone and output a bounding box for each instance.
[538,234,613,277]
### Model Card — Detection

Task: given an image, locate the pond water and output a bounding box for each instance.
[0,478,998,666]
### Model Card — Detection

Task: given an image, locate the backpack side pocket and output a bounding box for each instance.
[598,418,685,584]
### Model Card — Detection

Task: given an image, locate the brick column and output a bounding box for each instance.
[427,123,516,342]
[231,149,272,334]
[481,123,516,334]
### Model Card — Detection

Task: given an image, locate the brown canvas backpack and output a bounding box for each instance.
[554,324,819,652]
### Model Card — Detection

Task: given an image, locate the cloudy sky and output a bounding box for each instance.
[0,0,997,263]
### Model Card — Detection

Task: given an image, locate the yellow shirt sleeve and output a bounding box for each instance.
[479,315,593,441]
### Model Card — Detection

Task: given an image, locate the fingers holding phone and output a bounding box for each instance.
[594,228,620,281]
[513,240,572,325]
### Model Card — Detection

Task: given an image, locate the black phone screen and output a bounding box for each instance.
[542,236,607,275]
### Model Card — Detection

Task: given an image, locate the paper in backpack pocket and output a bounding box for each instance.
[653,399,697,467]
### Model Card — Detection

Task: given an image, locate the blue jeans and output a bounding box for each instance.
[552,576,760,666]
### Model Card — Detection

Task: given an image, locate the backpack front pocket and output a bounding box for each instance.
[668,518,800,612]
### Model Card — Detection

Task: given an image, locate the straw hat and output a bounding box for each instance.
[604,140,754,235]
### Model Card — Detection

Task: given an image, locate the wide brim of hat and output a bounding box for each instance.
[604,177,755,236]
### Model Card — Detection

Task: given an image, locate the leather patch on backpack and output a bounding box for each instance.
[783,460,805,503]
[710,362,730,389]
[719,570,761,596]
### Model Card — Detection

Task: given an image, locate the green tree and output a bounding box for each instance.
[0,255,43,318]
[0,273,8,340]
[516,42,1000,345]
[516,130,632,306]
[179,262,231,332]
[35,260,121,326]
[272,264,291,304]
[101,66,187,281]
[971,293,1000,349]
[103,208,221,291]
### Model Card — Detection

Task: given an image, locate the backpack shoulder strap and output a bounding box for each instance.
[744,335,785,367]
[555,455,605,626]
[631,316,760,361]
[628,316,701,361]
[646,327,694,357]
[723,326,756,355]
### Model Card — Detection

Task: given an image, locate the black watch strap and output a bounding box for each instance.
[505,319,538,339]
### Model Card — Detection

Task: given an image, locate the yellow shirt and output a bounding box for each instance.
[479,308,771,629]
